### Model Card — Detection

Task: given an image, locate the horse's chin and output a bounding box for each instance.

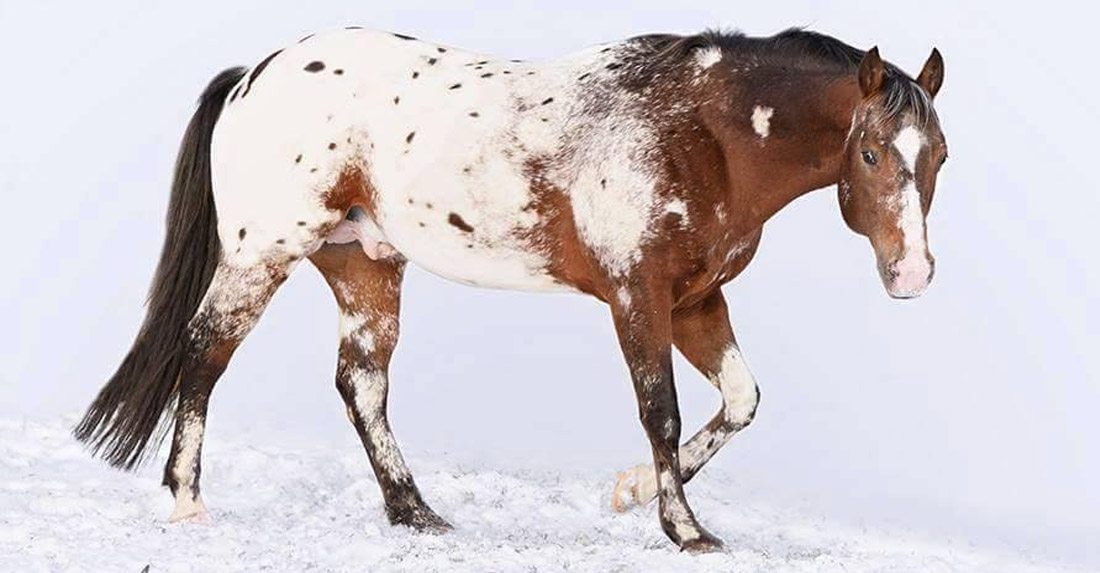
[881,268,933,299]
[885,284,928,300]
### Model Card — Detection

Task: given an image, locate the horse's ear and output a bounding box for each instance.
[858,47,885,98]
[917,48,945,98]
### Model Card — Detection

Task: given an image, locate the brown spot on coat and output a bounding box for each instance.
[447,213,474,233]
[449,83,462,90]
[406,132,416,144]
[304,61,325,72]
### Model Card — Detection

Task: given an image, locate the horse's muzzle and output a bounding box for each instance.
[882,252,935,299]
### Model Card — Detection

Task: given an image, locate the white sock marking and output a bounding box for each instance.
[714,346,758,426]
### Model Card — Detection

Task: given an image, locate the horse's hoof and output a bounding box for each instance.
[681,532,725,554]
[392,507,453,534]
[611,464,657,512]
[168,508,210,524]
[169,494,210,523]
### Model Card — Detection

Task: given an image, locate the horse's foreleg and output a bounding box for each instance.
[310,244,451,533]
[164,259,294,521]
[612,289,759,513]
[610,285,723,553]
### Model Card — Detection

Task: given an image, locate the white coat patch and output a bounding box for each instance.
[751,106,774,138]
[694,46,722,70]
[664,197,688,225]
[615,286,632,310]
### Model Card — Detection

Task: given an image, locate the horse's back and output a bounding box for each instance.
[209,29,601,290]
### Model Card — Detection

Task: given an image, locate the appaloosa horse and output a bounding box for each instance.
[76,27,947,552]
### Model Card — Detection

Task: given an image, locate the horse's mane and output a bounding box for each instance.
[631,28,934,124]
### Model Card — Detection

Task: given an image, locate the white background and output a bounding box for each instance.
[1,0,1096,567]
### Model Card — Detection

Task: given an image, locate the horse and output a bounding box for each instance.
[74,26,947,552]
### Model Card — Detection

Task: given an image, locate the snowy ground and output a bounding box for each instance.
[0,418,1082,573]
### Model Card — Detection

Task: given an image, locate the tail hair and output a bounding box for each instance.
[73,67,246,470]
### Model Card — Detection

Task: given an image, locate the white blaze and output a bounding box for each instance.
[714,346,758,426]
[893,125,923,173]
[891,125,928,254]
[889,125,931,296]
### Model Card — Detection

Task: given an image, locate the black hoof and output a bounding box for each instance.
[391,506,453,534]
[680,531,725,554]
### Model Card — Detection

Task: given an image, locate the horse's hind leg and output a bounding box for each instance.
[164,256,297,521]
[612,289,759,512]
[310,243,451,533]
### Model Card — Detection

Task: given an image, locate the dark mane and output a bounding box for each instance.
[632,28,935,123]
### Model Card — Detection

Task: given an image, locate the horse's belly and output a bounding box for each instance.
[373,180,572,293]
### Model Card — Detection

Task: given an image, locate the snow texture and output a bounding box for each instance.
[0,417,1081,573]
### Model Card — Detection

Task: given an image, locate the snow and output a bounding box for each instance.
[0,417,1082,573]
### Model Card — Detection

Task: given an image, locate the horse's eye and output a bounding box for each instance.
[861,150,877,166]
[939,154,948,165]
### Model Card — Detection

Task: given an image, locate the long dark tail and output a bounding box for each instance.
[74,67,246,470]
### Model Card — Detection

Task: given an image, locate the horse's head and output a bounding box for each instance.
[839,47,946,299]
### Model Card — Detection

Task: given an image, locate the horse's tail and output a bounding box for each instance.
[74,67,246,470]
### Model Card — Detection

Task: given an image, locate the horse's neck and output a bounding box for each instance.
[703,70,861,231]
